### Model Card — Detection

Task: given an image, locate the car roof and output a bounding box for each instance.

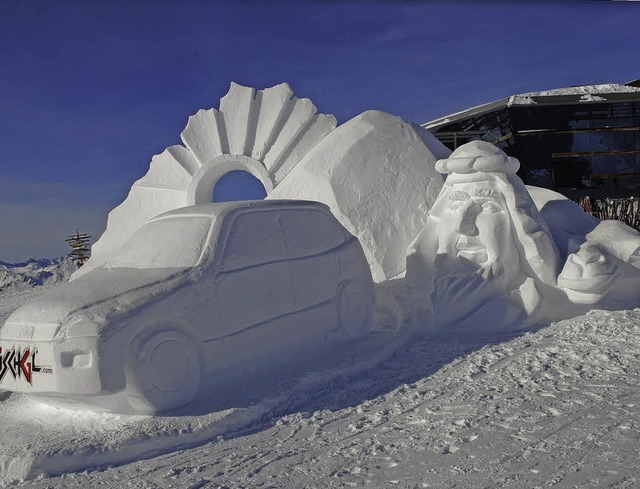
[149,200,330,222]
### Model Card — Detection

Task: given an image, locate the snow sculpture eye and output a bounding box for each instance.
[481,201,502,214]
[450,200,466,215]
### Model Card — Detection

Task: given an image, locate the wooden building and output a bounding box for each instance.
[424,83,640,198]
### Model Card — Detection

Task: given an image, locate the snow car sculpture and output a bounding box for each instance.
[73,82,448,284]
[0,200,375,414]
[73,82,338,280]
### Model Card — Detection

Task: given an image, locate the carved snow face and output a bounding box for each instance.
[430,174,518,277]
[414,172,525,329]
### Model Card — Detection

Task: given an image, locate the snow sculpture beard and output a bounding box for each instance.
[431,251,511,329]
[419,173,525,329]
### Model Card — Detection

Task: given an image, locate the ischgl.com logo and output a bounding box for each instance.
[0,346,46,385]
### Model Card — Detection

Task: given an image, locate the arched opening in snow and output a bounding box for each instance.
[212,170,267,202]
[187,155,273,205]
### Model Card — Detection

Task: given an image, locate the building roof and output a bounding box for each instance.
[424,84,640,129]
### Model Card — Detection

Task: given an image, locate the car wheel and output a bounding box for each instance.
[336,280,374,338]
[125,329,201,414]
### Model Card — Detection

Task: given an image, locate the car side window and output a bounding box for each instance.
[218,209,287,271]
[280,208,346,259]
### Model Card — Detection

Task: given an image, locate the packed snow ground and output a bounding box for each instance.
[1,279,640,487]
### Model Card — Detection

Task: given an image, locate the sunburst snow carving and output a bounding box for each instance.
[74,82,337,278]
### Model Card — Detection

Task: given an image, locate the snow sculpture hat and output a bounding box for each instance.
[435,140,560,286]
[436,140,520,175]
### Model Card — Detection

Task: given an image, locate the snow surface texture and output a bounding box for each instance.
[73,82,448,283]
[407,141,640,333]
[0,201,375,415]
[2,282,640,487]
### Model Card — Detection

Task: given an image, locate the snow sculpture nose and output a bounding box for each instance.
[455,201,479,236]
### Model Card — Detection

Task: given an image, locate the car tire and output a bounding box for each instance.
[336,280,374,338]
[125,329,201,414]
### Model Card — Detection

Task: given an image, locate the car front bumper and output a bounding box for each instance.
[0,335,102,395]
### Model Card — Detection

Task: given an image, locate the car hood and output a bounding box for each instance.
[1,267,189,340]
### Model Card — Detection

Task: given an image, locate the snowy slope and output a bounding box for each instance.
[2,280,640,488]
[0,257,77,296]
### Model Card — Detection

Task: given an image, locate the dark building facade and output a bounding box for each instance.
[425,84,640,199]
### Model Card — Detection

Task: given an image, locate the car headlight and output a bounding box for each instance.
[60,320,101,338]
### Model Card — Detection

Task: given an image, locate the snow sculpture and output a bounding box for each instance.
[269,110,449,281]
[528,186,640,306]
[0,200,374,414]
[74,82,338,279]
[407,141,640,333]
[74,84,448,283]
[406,141,561,332]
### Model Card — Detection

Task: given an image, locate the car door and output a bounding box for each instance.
[213,208,295,337]
[279,208,343,310]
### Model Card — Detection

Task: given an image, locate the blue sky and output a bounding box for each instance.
[1,0,638,263]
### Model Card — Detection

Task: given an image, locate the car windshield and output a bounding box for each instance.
[106,215,213,269]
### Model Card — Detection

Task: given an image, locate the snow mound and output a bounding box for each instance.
[269,110,449,282]
[0,257,78,296]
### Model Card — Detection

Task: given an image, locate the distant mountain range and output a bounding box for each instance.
[0,257,78,295]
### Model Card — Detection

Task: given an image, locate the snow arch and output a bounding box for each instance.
[189,155,273,205]
[74,82,337,278]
